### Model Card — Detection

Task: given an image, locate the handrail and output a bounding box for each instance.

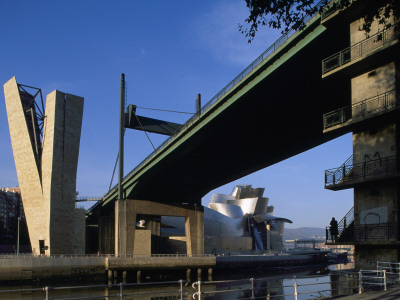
[0,253,215,259]
[354,223,399,242]
[326,206,354,243]
[2,266,398,300]
[377,261,400,278]
[323,90,399,130]
[322,24,399,74]
[95,0,328,207]
[325,155,399,188]
[325,154,353,187]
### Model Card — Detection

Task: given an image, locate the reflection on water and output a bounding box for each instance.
[0,263,356,300]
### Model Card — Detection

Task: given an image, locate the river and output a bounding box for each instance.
[0,261,356,300]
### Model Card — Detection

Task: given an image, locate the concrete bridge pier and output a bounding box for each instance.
[123,270,127,283]
[113,199,204,256]
[197,268,202,281]
[208,268,213,281]
[186,268,191,282]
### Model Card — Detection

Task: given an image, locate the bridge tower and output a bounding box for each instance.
[321,4,399,269]
[3,77,85,255]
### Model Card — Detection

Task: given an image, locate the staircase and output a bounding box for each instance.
[326,206,354,244]
[325,155,353,187]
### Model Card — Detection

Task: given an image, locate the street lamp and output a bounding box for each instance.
[17,217,21,256]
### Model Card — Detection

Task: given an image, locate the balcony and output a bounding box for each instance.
[323,90,399,132]
[322,24,399,75]
[325,155,400,190]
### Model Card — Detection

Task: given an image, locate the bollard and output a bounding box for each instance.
[294,276,298,300]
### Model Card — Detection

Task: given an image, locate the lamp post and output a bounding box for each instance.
[17,217,21,256]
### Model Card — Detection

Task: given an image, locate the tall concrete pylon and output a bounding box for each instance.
[3,77,85,255]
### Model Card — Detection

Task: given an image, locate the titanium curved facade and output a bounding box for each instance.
[162,185,292,254]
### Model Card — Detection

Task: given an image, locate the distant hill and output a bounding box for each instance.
[284,227,325,241]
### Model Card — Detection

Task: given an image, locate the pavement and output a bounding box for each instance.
[333,285,400,300]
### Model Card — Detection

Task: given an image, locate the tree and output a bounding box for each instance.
[240,0,400,42]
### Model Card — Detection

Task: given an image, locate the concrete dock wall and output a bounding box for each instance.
[0,255,216,281]
[0,256,105,281]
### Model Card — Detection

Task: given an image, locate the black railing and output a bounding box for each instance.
[325,155,399,188]
[326,207,354,243]
[327,222,399,244]
[322,24,399,74]
[354,223,398,242]
[323,90,398,130]
[325,155,353,187]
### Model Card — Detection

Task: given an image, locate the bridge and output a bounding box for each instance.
[89,3,342,209]
[86,1,400,263]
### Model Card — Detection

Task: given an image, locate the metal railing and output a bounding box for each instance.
[326,206,354,243]
[2,267,397,300]
[354,223,398,242]
[92,0,328,209]
[325,154,353,187]
[327,223,399,244]
[0,279,187,300]
[0,253,214,259]
[377,261,400,278]
[322,24,399,74]
[320,0,344,20]
[358,269,388,293]
[325,155,399,188]
[323,90,398,130]
[191,270,392,299]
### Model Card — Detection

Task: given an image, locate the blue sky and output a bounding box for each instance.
[0,0,353,228]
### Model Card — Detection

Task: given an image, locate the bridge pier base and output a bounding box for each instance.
[113,199,204,256]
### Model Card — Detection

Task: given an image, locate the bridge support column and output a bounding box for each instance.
[185,205,204,255]
[114,199,136,256]
[119,200,204,255]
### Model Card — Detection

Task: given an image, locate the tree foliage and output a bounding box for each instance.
[240,0,400,42]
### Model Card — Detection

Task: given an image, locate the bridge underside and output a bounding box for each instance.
[113,21,352,206]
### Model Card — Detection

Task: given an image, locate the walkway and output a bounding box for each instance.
[335,285,400,300]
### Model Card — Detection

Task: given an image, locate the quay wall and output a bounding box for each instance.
[0,255,216,281]
[0,256,105,281]
[106,255,216,270]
